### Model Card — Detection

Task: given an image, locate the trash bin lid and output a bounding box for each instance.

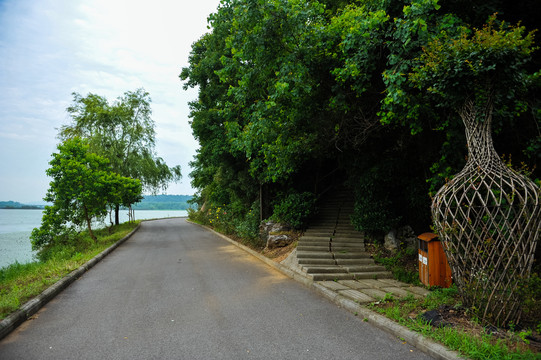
[418,232,438,242]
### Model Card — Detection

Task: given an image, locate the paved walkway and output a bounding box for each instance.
[316,278,430,303]
[282,249,430,304]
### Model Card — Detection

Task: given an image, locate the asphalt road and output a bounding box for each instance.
[0,218,433,359]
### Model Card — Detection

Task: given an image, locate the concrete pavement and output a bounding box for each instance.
[0,218,437,359]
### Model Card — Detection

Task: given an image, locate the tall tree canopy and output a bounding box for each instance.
[181,0,540,236]
[59,89,182,224]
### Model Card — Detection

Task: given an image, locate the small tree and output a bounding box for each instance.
[31,138,142,257]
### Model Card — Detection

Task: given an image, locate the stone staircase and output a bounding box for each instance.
[296,189,392,281]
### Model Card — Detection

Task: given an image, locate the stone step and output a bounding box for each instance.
[332,246,366,252]
[301,235,332,241]
[298,241,329,247]
[304,266,346,274]
[344,265,387,273]
[353,271,393,280]
[301,237,333,242]
[312,213,339,218]
[335,258,374,266]
[332,242,364,248]
[331,237,364,243]
[306,223,336,231]
[330,238,364,247]
[308,219,337,229]
[333,224,357,229]
[302,233,334,238]
[296,251,333,259]
[297,258,336,265]
[305,229,336,234]
[312,273,355,281]
[332,247,366,253]
[333,252,371,259]
[333,225,360,230]
[334,229,357,233]
[334,230,359,235]
[297,245,330,252]
[304,227,335,232]
[334,232,360,237]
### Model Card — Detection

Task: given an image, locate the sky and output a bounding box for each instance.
[0,0,221,203]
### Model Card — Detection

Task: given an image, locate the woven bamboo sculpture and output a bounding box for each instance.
[432,98,541,326]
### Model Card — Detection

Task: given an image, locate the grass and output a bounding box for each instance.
[367,279,541,359]
[0,221,139,320]
[366,240,541,358]
[369,243,421,284]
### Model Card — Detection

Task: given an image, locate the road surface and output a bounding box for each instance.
[0,218,433,359]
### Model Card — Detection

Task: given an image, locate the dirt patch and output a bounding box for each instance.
[262,241,297,263]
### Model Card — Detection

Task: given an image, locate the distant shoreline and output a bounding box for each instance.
[0,206,44,210]
[1,194,193,211]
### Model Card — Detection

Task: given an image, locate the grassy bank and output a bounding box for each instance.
[365,244,541,359]
[368,286,540,359]
[0,222,139,320]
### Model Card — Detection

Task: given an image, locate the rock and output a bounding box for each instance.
[384,229,399,250]
[397,225,417,251]
[260,220,293,249]
[267,234,292,249]
[384,226,418,251]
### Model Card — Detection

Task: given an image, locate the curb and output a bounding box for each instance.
[194,222,463,360]
[0,223,142,341]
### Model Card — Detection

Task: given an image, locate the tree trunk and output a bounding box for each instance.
[115,204,120,225]
[83,205,97,242]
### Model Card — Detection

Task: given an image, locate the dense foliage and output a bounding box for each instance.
[181,0,540,242]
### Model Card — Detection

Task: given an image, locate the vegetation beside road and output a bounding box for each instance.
[0,222,139,321]
[365,243,541,359]
[368,286,541,359]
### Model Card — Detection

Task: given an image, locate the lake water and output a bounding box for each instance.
[0,209,188,269]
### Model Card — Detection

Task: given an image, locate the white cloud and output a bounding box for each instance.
[0,0,220,202]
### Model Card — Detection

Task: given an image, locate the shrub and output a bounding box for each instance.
[270,192,316,229]
[351,164,402,235]
[234,201,261,245]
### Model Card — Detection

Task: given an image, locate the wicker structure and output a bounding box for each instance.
[432,99,541,326]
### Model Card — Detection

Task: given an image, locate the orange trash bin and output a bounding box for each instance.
[418,233,452,288]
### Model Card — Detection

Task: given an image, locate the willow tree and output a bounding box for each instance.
[59,89,181,224]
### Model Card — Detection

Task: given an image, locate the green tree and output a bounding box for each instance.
[409,15,536,118]
[59,89,181,224]
[182,0,540,239]
[31,138,142,258]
